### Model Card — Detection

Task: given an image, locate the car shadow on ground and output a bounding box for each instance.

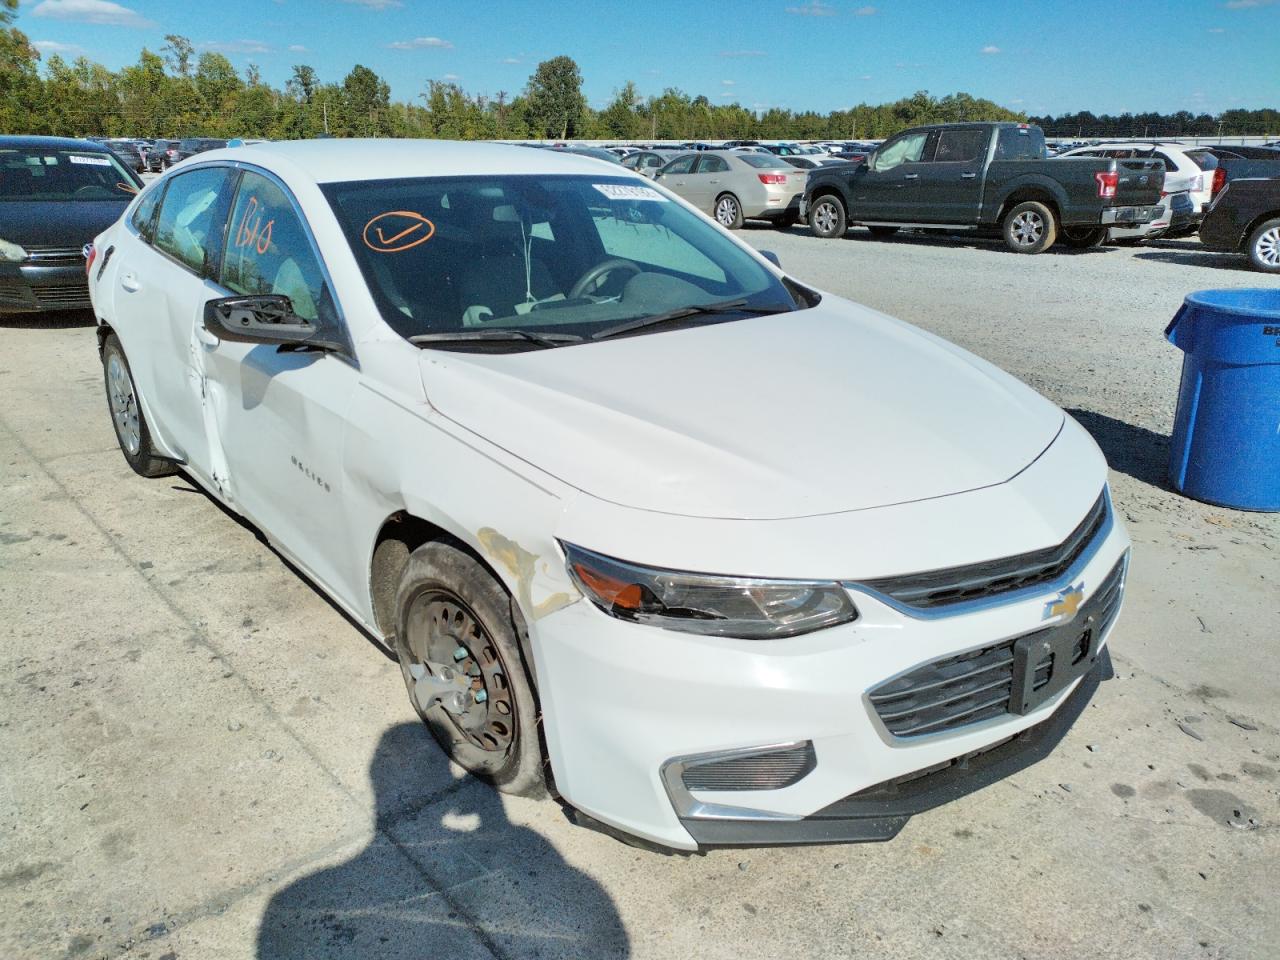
[1067,408,1171,490]
[0,308,96,329]
[255,722,630,959]
[753,223,1118,256]
[1132,248,1251,271]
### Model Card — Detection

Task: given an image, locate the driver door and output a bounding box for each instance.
[198,168,364,602]
[850,130,931,222]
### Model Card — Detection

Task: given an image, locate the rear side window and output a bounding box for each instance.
[994,126,1046,160]
[697,155,729,173]
[221,170,329,324]
[1184,149,1218,170]
[933,130,987,163]
[153,167,234,274]
[130,184,164,242]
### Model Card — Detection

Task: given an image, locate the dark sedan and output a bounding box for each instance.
[1199,178,1280,273]
[0,136,143,315]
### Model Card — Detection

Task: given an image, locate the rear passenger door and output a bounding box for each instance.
[199,168,362,599]
[914,128,989,223]
[119,165,237,487]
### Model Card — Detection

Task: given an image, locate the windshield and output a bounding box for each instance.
[0,147,139,202]
[322,174,799,346]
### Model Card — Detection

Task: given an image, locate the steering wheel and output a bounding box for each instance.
[568,258,641,299]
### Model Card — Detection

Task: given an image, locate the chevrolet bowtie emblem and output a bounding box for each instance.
[1045,583,1084,620]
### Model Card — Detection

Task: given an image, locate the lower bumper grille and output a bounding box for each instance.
[32,280,90,308]
[868,556,1125,738]
[679,742,816,792]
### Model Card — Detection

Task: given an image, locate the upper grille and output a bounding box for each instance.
[680,742,816,792]
[24,245,86,263]
[860,492,1108,611]
[868,556,1125,738]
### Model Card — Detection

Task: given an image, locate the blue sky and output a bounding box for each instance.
[14,0,1279,116]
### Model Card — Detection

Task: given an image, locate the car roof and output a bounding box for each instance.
[0,135,116,151]
[193,138,640,184]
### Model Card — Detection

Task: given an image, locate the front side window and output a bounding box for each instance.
[873,132,929,171]
[322,174,799,346]
[0,147,138,202]
[153,167,234,273]
[933,130,987,163]
[220,171,328,323]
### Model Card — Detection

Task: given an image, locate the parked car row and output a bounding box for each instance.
[88,136,235,173]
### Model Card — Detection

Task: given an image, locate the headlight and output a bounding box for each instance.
[562,543,857,640]
[0,238,28,262]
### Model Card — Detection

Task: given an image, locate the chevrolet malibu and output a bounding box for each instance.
[88,140,1128,851]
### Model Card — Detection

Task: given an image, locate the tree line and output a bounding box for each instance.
[1,4,1276,144]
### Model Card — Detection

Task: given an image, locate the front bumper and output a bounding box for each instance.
[0,260,91,313]
[534,497,1130,851]
[1101,204,1162,226]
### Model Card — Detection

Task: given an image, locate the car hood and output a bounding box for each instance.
[0,200,130,248]
[419,300,1065,520]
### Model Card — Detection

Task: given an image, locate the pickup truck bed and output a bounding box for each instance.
[803,122,1165,254]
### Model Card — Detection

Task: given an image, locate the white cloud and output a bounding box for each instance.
[1224,0,1274,8]
[854,5,878,14]
[981,44,1001,54]
[859,74,872,80]
[341,0,402,8]
[32,39,85,54]
[387,36,453,50]
[201,39,273,55]
[719,49,767,58]
[786,0,837,15]
[441,73,459,80]
[501,56,522,64]
[288,44,307,52]
[31,0,155,28]
[721,79,735,86]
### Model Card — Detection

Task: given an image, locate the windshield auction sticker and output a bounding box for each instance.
[68,155,113,166]
[592,183,667,202]
[362,211,436,253]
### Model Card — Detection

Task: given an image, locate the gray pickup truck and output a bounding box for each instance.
[802,122,1166,253]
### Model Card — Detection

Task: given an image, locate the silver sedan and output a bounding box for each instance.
[654,150,809,229]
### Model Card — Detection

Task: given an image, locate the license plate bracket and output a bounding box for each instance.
[1009,621,1100,715]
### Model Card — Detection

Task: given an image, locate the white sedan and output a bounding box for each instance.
[89,140,1129,851]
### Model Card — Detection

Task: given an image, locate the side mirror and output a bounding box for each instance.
[203,294,341,351]
[759,250,781,268]
[653,171,664,180]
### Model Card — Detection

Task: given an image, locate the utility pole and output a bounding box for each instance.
[322,98,330,135]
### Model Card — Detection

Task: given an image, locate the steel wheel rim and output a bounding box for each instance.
[716,197,738,226]
[106,354,141,456]
[1256,227,1280,267]
[813,202,837,234]
[1011,211,1044,247]
[403,590,515,754]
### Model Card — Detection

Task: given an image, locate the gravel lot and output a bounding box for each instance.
[2,229,1277,960]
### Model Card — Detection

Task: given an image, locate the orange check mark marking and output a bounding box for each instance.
[375,221,424,246]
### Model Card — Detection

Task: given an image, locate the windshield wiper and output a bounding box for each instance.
[590,299,790,341]
[408,329,584,350]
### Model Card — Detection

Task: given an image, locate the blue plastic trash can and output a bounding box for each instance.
[1165,289,1280,512]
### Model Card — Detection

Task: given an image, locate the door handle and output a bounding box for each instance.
[961,172,977,179]
[120,273,140,293]
[708,179,720,184]
[903,173,919,180]
[194,322,219,347]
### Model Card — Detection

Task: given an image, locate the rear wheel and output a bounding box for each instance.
[1246,218,1280,273]
[1002,200,1057,254]
[807,195,846,239]
[867,226,900,238]
[1060,226,1107,248]
[393,540,546,797]
[101,333,176,478]
[714,193,744,229]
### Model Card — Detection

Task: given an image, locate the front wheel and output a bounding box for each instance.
[807,195,846,239]
[101,333,176,478]
[714,193,744,229]
[1002,200,1057,254]
[1059,226,1107,249]
[393,540,546,798]
[1246,218,1280,273]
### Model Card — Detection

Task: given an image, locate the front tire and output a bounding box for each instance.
[1002,200,1057,254]
[714,193,744,230]
[101,333,175,478]
[1246,218,1280,273]
[393,540,546,798]
[807,194,846,239]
